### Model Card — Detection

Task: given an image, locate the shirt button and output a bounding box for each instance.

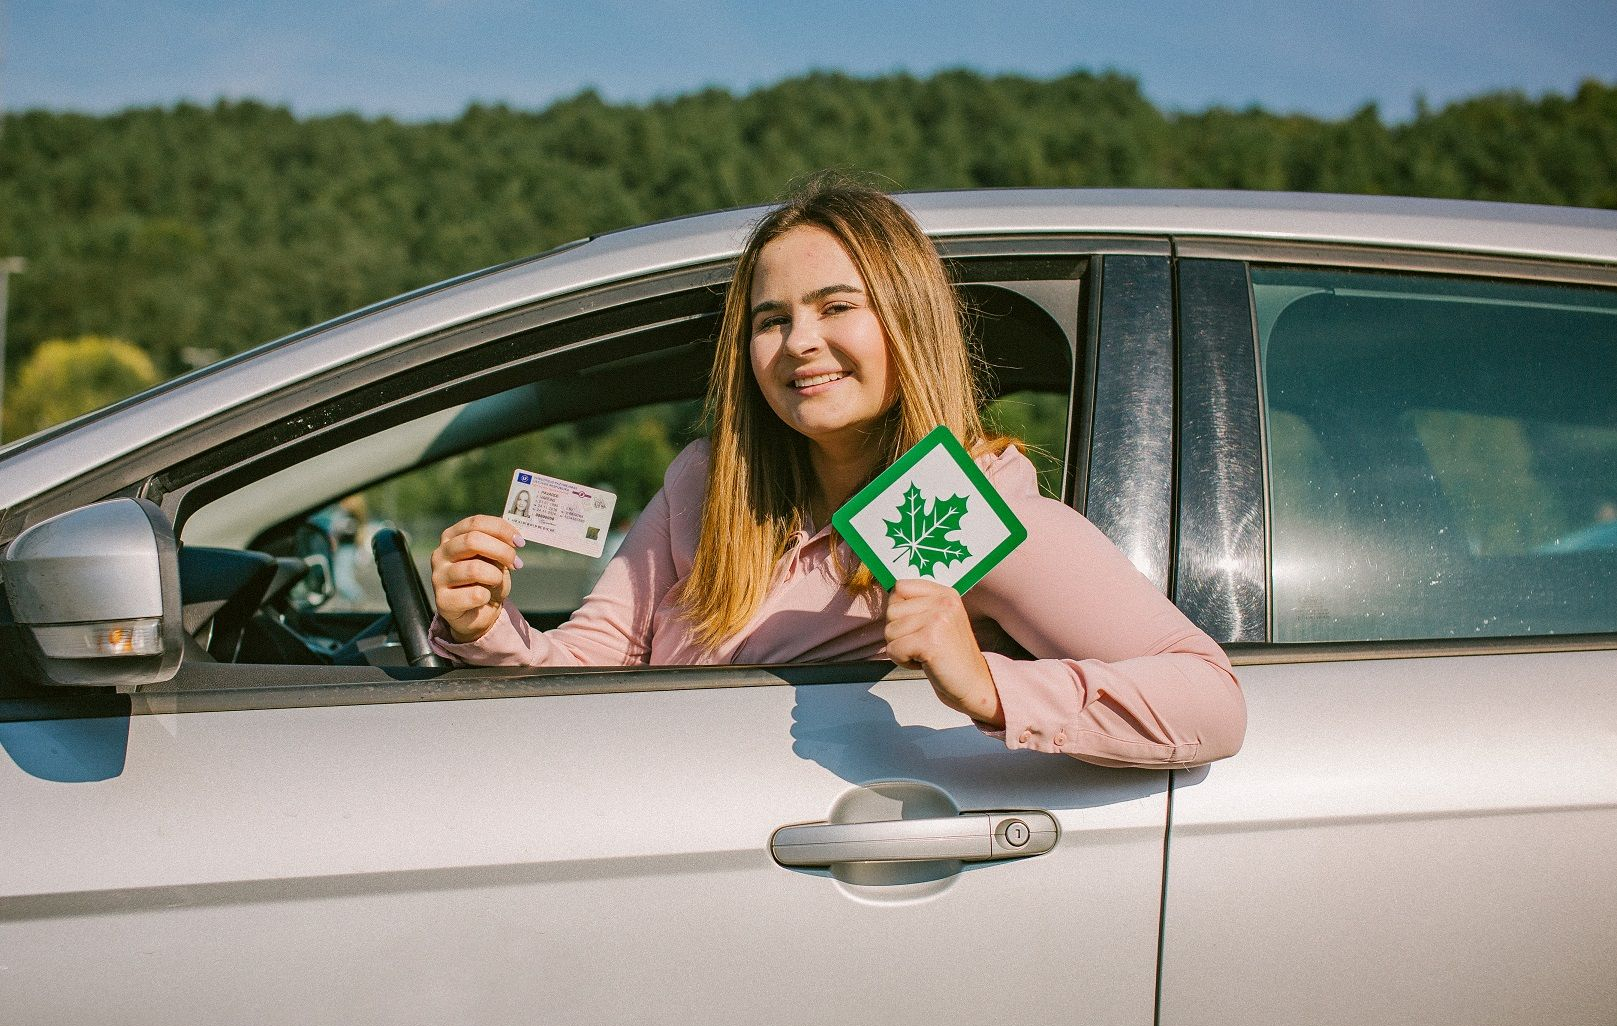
[1054,733,1067,747]
[1019,730,1032,744]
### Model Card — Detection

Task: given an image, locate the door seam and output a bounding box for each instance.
[1153,769,1175,1026]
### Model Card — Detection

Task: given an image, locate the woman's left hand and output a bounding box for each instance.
[884,579,1005,728]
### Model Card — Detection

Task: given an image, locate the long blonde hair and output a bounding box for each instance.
[681,175,1005,648]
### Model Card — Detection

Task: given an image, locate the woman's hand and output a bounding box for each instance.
[430,515,525,644]
[883,579,1005,728]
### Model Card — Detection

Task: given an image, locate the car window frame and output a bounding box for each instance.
[173,256,1093,605]
[158,239,1104,530]
[1170,236,1617,662]
[4,236,1159,706]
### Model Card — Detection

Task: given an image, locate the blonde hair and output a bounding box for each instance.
[681,174,1007,649]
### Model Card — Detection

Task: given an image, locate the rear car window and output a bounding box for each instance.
[1255,266,1617,642]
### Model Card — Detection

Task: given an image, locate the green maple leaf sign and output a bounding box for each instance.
[882,482,972,577]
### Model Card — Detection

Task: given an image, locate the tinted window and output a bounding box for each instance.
[1256,266,1617,642]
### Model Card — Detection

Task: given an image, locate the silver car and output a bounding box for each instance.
[3,190,1615,1025]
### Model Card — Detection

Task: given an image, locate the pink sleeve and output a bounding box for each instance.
[428,442,702,667]
[966,492,1246,769]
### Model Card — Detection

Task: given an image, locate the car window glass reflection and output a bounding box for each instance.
[1257,266,1617,642]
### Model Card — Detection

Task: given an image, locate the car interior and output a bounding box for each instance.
[167,274,1080,673]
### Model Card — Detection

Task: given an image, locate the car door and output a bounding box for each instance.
[1,234,1181,1025]
[1158,250,1617,1025]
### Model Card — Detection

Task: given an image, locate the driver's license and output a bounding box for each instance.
[502,469,617,559]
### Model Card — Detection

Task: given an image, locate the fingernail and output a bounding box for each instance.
[512,535,525,547]
[514,556,524,569]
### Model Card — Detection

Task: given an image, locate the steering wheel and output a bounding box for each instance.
[370,527,447,668]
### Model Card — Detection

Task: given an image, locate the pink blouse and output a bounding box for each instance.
[430,440,1245,768]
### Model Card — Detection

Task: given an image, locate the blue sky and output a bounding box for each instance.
[4,1,1614,121]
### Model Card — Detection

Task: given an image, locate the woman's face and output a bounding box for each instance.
[748,225,895,456]
[514,491,530,515]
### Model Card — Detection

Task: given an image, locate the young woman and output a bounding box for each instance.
[428,178,1244,768]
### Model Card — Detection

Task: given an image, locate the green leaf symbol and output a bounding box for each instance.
[882,482,971,577]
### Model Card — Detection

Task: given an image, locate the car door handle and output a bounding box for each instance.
[771,811,1057,866]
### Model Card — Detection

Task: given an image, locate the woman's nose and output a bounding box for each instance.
[782,314,823,356]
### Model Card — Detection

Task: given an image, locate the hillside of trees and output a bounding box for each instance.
[3,69,1613,401]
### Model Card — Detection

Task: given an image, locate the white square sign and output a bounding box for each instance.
[832,426,1027,594]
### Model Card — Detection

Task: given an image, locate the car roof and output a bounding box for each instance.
[4,189,1616,507]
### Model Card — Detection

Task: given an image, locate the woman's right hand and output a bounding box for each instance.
[430,515,526,643]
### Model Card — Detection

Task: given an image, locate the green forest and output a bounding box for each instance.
[3,70,1604,578]
[1,68,1614,446]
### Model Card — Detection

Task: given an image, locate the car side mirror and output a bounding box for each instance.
[2,497,183,689]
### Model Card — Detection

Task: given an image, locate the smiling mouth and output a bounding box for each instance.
[792,372,848,389]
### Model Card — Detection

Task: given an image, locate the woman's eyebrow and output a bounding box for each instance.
[750,284,863,319]
[803,283,863,304]
[749,298,786,319]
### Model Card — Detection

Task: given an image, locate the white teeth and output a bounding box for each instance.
[793,372,846,388]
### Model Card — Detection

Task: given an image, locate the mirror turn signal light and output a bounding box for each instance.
[32,618,164,659]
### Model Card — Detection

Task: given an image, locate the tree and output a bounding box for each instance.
[0,74,1611,392]
[2,334,159,441]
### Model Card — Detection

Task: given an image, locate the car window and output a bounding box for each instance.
[1256,266,1617,642]
[172,272,1078,670]
[984,389,1067,498]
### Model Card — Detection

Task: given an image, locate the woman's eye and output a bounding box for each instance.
[824,302,852,315]
[755,315,788,332]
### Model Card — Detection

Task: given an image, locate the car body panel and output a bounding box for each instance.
[1157,237,1617,1024]
[1160,651,1617,1025]
[1,675,1168,1025]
